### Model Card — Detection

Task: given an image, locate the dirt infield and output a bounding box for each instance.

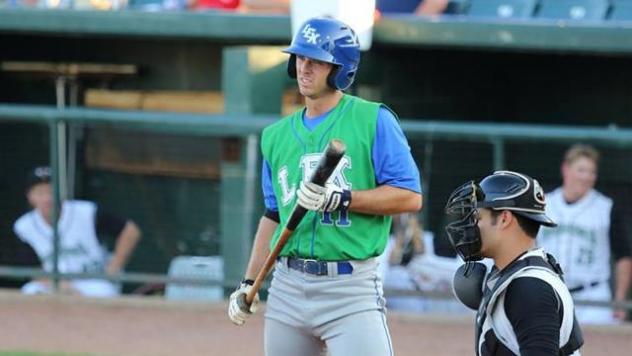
[0,291,630,355]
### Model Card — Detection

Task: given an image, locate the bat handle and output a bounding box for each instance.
[242,226,294,306]
[245,278,261,305]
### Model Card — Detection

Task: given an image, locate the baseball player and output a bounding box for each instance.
[13,166,142,297]
[446,171,584,355]
[538,144,632,324]
[227,17,422,356]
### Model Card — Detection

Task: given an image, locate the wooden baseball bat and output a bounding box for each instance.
[240,139,347,307]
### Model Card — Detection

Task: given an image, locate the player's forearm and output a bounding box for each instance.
[107,221,142,274]
[244,216,278,280]
[614,257,632,301]
[350,185,422,215]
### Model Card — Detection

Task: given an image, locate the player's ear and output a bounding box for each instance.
[501,210,513,229]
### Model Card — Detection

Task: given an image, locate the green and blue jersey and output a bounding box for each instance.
[261,94,421,260]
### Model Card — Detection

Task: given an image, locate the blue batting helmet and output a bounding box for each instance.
[283,17,361,91]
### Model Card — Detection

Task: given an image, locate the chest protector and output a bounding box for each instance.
[476,249,584,356]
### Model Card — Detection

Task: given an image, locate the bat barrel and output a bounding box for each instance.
[310,139,346,186]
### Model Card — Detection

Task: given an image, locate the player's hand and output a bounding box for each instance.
[105,263,122,276]
[296,181,351,212]
[613,307,628,321]
[228,280,259,326]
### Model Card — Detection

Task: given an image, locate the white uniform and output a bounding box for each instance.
[538,188,614,324]
[13,200,119,297]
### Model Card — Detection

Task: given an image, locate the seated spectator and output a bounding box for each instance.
[240,0,289,13]
[192,0,240,11]
[389,212,424,266]
[379,213,469,314]
[12,166,142,298]
[377,0,449,16]
[127,0,188,11]
[538,144,632,324]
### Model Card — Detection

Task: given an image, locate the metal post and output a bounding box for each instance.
[242,134,258,256]
[67,78,79,199]
[422,139,434,228]
[49,120,61,293]
[492,139,505,171]
[53,75,69,293]
[55,76,68,201]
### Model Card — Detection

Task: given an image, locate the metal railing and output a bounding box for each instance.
[2,103,632,312]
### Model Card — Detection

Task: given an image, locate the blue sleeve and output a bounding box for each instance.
[262,160,278,211]
[372,107,422,193]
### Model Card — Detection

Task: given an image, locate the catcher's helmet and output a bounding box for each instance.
[445,171,556,261]
[477,171,556,227]
[283,17,360,91]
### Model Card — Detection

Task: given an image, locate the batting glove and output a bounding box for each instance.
[228,279,259,326]
[296,181,352,212]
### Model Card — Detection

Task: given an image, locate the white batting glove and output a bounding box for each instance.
[228,280,259,326]
[296,181,352,212]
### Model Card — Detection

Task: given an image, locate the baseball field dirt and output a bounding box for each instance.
[0,291,630,355]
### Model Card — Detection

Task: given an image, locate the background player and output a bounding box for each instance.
[538,144,632,323]
[446,171,583,355]
[228,17,422,356]
[13,166,142,297]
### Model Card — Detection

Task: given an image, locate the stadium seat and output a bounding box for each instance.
[536,0,610,20]
[127,0,187,10]
[468,0,538,19]
[165,255,224,302]
[610,1,632,21]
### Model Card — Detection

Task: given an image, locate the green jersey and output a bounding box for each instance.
[261,94,392,261]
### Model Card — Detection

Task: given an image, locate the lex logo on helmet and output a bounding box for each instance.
[340,35,360,48]
[301,24,321,45]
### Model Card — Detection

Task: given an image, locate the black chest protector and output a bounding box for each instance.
[475,253,584,356]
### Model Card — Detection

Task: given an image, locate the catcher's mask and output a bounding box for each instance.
[445,171,557,262]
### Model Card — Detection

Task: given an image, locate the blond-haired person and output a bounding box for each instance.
[538,144,632,324]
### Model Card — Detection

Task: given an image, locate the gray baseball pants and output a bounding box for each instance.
[264,258,393,356]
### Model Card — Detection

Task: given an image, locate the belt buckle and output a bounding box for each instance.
[302,259,322,275]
